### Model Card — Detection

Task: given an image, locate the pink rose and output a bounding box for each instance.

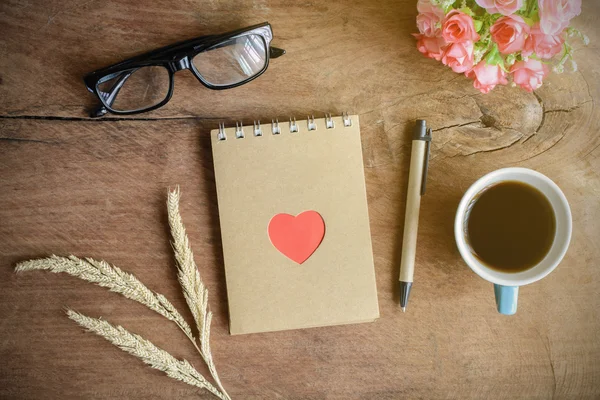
[417,0,445,18]
[442,11,480,43]
[510,59,550,92]
[466,61,508,93]
[413,33,447,61]
[490,15,530,54]
[539,0,582,35]
[523,23,565,59]
[416,0,445,37]
[441,40,474,73]
[417,13,442,37]
[475,0,524,16]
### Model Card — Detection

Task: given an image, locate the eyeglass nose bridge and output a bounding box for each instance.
[169,56,191,73]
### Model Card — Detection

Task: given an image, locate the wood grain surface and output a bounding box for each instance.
[1,0,599,399]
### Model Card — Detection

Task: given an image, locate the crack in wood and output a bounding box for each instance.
[583,141,600,160]
[431,120,480,132]
[0,137,58,145]
[523,96,590,145]
[535,329,558,399]
[361,76,475,117]
[580,71,594,104]
[483,90,590,161]
[544,100,592,114]
[533,91,546,134]
[0,115,222,122]
[448,134,522,158]
[517,131,566,163]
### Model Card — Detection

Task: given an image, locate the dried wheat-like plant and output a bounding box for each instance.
[15,187,231,400]
[167,187,228,400]
[67,310,227,400]
[16,255,195,340]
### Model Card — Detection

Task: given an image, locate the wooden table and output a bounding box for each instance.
[1,1,599,398]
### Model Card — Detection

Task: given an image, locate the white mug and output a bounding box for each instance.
[454,168,572,315]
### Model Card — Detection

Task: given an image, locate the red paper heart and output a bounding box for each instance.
[268,211,325,264]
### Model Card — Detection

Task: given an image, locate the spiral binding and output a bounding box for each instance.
[217,113,353,141]
[307,115,317,131]
[235,121,244,139]
[289,117,298,133]
[325,113,335,129]
[253,120,262,136]
[272,119,281,134]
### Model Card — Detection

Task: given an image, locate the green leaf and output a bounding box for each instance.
[505,53,517,67]
[474,41,487,52]
[521,16,534,26]
[474,19,483,32]
[529,10,539,23]
[498,61,509,73]
[490,14,502,24]
[484,44,504,66]
[459,6,475,17]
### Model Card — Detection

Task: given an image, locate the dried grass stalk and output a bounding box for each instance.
[15,187,232,399]
[67,310,227,400]
[16,255,195,340]
[167,187,229,400]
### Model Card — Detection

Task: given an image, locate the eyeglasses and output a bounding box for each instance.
[84,22,285,117]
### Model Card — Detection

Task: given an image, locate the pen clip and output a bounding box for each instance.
[421,128,432,196]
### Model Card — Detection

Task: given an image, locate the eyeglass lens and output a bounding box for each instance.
[96,66,170,112]
[192,34,267,86]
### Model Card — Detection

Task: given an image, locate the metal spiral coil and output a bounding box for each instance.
[217,113,353,140]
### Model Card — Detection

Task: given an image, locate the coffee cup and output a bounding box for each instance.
[454,168,572,315]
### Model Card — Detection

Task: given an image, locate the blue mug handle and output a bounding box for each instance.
[494,284,519,315]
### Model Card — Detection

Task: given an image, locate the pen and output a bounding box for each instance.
[399,119,432,312]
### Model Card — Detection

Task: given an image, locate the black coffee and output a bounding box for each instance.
[466,181,556,272]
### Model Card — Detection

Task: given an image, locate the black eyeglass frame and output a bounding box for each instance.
[84,22,285,116]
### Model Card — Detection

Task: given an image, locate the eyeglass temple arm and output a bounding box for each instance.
[270,46,285,58]
[90,70,135,118]
[204,41,284,57]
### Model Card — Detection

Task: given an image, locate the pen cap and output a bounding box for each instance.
[413,119,428,140]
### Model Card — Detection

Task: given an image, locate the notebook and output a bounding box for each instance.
[211,114,379,335]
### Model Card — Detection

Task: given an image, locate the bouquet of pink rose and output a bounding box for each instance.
[414,0,588,93]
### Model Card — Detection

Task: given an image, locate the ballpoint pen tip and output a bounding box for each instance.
[401,307,406,313]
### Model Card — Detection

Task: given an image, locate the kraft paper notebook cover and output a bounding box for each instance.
[211,114,379,335]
